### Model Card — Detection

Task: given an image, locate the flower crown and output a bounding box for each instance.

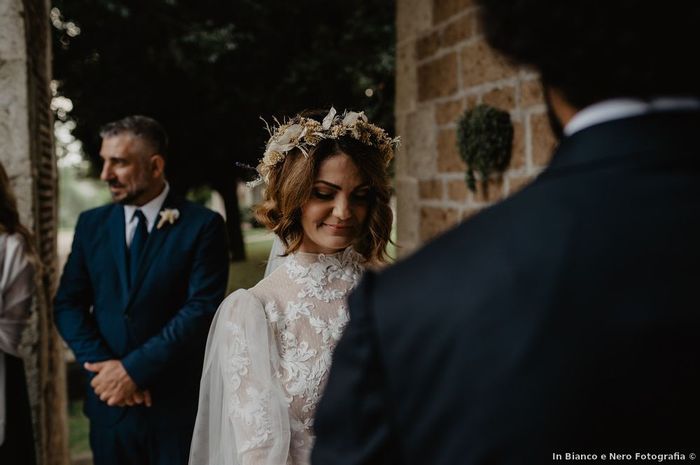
[251,107,399,186]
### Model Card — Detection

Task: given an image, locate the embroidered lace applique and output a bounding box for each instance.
[223,322,250,391]
[235,386,273,452]
[223,249,363,462]
[309,306,350,344]
[285,248,363,303]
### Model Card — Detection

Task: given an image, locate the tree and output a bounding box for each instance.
[52,0,395,260]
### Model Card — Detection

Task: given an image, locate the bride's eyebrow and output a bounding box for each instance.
[315,180,341,189]
[314,180,371,191]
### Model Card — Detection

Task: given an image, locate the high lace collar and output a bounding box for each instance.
[284,248,364,303]
[289,247,363,264]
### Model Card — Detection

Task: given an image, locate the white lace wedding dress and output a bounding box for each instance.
[190,248,364,465]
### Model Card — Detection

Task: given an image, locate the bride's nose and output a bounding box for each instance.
[332,196,352,221]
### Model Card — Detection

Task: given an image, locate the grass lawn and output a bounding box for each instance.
[68,401,90,459]
[227,229,273,292]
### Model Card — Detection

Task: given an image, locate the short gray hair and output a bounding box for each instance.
[100,115,168,158]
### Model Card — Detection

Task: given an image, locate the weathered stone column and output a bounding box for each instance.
[0,0,69,464]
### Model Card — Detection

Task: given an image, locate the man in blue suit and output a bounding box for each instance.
[54,115,229,465]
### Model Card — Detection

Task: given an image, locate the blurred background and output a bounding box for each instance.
[4,0,555,462]
[50,1,395,462]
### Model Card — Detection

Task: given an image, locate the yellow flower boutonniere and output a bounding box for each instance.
[157,208,180,229]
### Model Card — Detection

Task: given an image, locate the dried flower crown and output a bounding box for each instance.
[251,107,399,186]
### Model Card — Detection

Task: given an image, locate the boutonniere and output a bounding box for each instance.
[157,208,180,229]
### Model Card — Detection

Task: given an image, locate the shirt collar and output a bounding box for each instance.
[564,97,700,137]
[124,182,170,231]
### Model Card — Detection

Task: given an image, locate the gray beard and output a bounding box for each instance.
[117,186,148,205]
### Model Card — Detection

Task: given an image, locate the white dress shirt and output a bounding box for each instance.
[123,182,170,248]
[564,97,700,137]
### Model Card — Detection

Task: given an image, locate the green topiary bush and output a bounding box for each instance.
[456,104,514,192]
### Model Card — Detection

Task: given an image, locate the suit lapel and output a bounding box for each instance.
[107,204,130,300]
[126,193,182,307]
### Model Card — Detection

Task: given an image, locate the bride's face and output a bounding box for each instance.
[299,152,370,254]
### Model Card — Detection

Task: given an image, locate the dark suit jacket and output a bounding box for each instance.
[0,355,35,464]
[54,193,228,427]
[312,112,700,464]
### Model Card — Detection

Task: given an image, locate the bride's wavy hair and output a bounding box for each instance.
[255,135,393,263]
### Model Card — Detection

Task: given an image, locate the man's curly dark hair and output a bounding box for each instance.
[476,0,700,109]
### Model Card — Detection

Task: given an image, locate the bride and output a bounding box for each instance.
[189,108,397,465]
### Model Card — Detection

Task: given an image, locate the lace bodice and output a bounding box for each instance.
[190,248,363,465]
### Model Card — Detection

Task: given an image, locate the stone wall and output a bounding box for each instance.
[0,0,69,463]
[394,0,556,255]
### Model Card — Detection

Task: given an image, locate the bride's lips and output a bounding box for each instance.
[321,223,354,235]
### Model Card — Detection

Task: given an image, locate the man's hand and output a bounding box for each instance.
[123,388,153,407]
[84,360,152,407]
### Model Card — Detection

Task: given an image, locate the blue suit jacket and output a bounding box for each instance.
[54,193,229,426]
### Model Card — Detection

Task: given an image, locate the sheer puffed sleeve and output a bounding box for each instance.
[190,289,291,465]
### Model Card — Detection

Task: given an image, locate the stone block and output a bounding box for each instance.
[447,178,469,201]
[481,85,516,111]
[418,52,458,101]
[396,43,417,115]
[394,114,410,175]
[404,107,437,177]
[0,0,26,58]
[0,59,30,172]
[473,177,505,203]
[416,30,441,60]
[419,179,444,199]
[530,112,557,167]
[508,175,534,195]
[464,94,478,110]
[396,177,420,248]
[462,206,482,221]
[420,206,460,242]
[520,79,544,108]
[443,13,474,47]
[435,98,465,125]
[398,0,433,43]
[436,128,466,172]
[460,40,516,89]
[433,0,474,25]
[510,119,526,170]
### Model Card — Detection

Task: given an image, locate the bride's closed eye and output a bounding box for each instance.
[351,189,371,202]
[312,189,335,200]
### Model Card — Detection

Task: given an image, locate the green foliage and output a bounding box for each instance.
[186,185,213,206]
[59,165,111,229]
[50,0,396,194]
[456,104,513,192]
[227,228,273,292]
[51,0,395,260]
[68,400,90,457]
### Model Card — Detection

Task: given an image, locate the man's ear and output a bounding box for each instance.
[544,85,578,128]
[150,154,166,178]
